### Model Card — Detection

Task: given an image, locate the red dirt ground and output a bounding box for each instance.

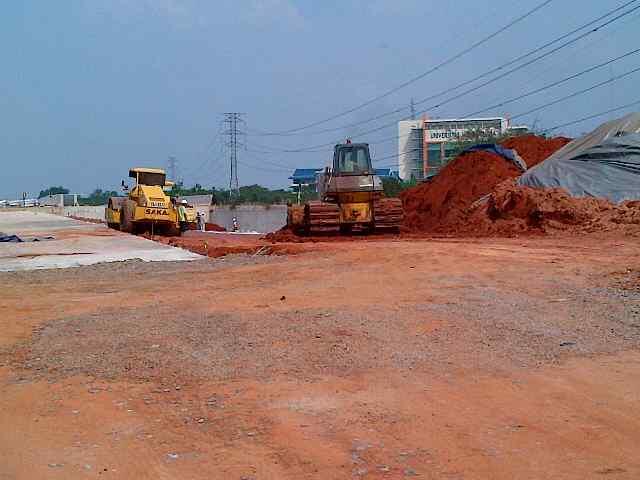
[150,231,313,257]
[2,234,640,479]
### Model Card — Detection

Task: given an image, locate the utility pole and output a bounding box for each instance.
[223,113,244,196]
[168,156,177,183]
[410,98,416,120]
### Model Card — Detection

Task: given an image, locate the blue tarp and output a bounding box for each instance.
[374,168,396,178]
[462,144,527,172]
[0,234,22,243]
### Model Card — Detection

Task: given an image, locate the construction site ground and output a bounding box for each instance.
[2,224,640,479]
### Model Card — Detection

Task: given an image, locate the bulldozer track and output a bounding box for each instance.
[374,198,404,230]
[306,201,340,234]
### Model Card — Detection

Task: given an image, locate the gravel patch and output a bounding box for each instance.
[0,254,284,283]
[4,280,639,384]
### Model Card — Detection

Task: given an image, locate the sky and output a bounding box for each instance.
[1,0,639,199]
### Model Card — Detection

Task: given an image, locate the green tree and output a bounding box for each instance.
[78,189,120,206]
[382,177,415,197]
[38,186,69,198]
[166,183,295,205]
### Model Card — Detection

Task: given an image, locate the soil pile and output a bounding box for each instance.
[500,135,572,168]
[466,180,640,236]
[205,222,226,232]
[265,227,302,243]
[401,135,575,235]
[401,150,522,233]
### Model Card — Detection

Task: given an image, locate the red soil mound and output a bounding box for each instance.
[466,180,640,236]
[265,228,303,243]
[401,135,574,234]
[205,222,226,232]
[401,151,521,233]
[500,135,572,168]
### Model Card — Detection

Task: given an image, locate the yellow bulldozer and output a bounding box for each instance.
[287,141,404,235]
[106,167,196,235]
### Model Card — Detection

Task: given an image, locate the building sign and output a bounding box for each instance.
[425,127,502,142]
[424,118,505,143]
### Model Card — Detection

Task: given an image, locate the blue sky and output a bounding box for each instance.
[1,0,638,198]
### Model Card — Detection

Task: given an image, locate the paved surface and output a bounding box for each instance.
[0,211,200,271]
[0,209,94,235]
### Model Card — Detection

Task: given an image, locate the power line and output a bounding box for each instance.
[241,150,297,171]
[373,148,421,166]
[510,65,640,120]
[250,0,638,139]
[466,48,640,116]
[356,49,640,150]
[543,99,640,132]
[247,1,640,154]
[237,158,293,174]
[256,0,555,136]
[179,132,224,183]
[281,50,640,155]
[349,3,640,141]
[472,7,640,117]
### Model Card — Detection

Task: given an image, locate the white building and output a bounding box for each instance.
[398,117,525,180]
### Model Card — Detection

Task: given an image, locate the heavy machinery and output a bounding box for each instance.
[106,167,196,235]
[287,142,404,234]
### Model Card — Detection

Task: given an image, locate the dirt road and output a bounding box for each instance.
[1,234,639,479]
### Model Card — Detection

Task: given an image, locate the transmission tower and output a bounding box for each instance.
[167,156,177,182]
[223,113,245,195]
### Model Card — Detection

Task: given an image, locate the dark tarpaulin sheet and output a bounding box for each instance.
[462,144,527,172]
[518,113,640,203]
[0,234,23,243]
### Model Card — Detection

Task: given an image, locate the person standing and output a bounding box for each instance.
[196,211,205,231]
[178,199,188,233]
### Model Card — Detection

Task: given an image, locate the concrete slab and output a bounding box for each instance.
[0,210,94,235]
[0,211,201,272]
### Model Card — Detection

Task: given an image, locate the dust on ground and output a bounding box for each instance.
[2,234,640,479]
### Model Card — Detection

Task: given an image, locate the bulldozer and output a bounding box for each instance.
[287,141,404,235]
[106,167,196,235]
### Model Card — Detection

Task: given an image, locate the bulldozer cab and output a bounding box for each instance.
[332,143,372,176]
[129,168,166,187]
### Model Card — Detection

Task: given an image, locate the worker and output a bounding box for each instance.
[196,211,205,231]
[232,217,239,232]
[178,199,189,232]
